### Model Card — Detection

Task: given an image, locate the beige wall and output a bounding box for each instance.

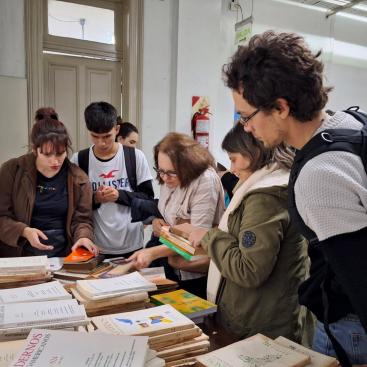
[0,76,28,164]
[0,0,28,165]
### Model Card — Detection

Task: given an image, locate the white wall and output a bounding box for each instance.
[0,76,28,163]
[141,0,367,167]
[0,0,28,164]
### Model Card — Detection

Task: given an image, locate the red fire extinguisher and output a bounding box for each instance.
[191,106,211,149]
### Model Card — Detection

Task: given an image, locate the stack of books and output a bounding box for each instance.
[0,256,51,289]
[159,225,207,261]
[6,328,152,367]
[62,247,105,273]
[72,272,157,316]
[0,280,71,304]
[0,299,89,341]
[151,289,217,324]
[196,333,339,367]
[139,267,179,295]
[91,305,210,366]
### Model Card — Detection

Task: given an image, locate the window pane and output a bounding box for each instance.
[48,0,115,44]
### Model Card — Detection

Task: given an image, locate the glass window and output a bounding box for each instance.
[48,0,115,44]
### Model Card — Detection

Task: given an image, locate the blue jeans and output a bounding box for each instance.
[313,315,367,365]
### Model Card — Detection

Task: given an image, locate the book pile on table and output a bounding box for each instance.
[89,264,179,295]
[196,333,339,367]
[151,289,217,324]
[3,328,163,367]
[0,298,89,341]
[62,247,105,273]
[91,305,210,367]
[0,256,52,289]
[53,249,108,283]
[0,280,71,304]
[71,271,157,316]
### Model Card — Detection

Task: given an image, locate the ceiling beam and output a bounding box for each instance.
[326,0,366,18]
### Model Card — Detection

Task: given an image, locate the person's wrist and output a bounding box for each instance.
[22,226,30,238]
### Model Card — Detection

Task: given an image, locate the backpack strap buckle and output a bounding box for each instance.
[321,132,334,143]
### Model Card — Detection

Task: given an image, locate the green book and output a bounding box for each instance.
[159,237,192,261]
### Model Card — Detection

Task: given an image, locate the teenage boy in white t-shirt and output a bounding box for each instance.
[71,102,154,257]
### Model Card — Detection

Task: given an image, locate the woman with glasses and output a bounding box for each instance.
[0,117,98,257]
[189,123,308,341]
[129,132,224,298]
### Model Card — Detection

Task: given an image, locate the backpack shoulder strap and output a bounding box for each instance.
[123,145,137,192]
[78,148,90,175]
[288,124,367,243]
[344,106,367,125]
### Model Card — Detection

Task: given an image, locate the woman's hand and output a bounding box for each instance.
[168,254,210,273]
[189,228,209,248]
[128,248,155,269]
[72,238,99,255]
[152,218,168,237]
[22,227,54,251]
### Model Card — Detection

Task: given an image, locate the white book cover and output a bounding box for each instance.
[274,336,338,367]
[0,299,87,329]
[0,281,71,304]
[9,328,148,367]
[0,318,90,341]
[0,339,25,367]
[0,256,48,274]
[76,271,157,299]
[92,305,194,337]
[196,334,310,367]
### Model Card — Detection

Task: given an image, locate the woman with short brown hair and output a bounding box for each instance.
[129,133,224,298]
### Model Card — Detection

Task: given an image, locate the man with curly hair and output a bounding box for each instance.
[223,31,367,365]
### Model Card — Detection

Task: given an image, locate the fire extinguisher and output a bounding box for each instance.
[191,106,211,148]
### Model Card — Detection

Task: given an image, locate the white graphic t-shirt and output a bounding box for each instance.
[71,145,153,254]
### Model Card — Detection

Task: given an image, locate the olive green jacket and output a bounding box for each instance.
[201,185,307,341]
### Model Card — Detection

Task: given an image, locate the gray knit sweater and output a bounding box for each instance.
[295,111,367,241]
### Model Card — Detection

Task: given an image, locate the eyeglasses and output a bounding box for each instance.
[238,109,259,127]
[154,167,178,178]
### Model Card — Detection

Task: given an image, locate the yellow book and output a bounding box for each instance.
[150,289,217,320]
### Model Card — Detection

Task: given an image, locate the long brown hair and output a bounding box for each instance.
[222,123,294,171]
[154,133,215,187]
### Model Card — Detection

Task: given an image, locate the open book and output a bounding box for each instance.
[274,336,338,367]
[9,328,148,367]
[196,334,311,367]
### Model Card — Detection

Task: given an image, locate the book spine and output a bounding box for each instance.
[160,232,195,255]
[159,238,192,261]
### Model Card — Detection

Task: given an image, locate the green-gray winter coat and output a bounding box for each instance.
[201,185,307,342]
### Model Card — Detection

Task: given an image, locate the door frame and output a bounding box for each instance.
[25,0,143,132]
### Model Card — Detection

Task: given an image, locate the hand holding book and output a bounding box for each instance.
[71,238,99,255]
[169,222,209,248]
[188,227,209,248]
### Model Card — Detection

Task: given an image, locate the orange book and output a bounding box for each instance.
[64,248,95,263]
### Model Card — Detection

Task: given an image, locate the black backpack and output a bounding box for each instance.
[77,145,137,192]
[288,106,367,367]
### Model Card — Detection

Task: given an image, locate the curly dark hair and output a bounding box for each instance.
[154,133,215,188]
[223,31,333,122]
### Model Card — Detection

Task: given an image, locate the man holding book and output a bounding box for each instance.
[71,102,154,257]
